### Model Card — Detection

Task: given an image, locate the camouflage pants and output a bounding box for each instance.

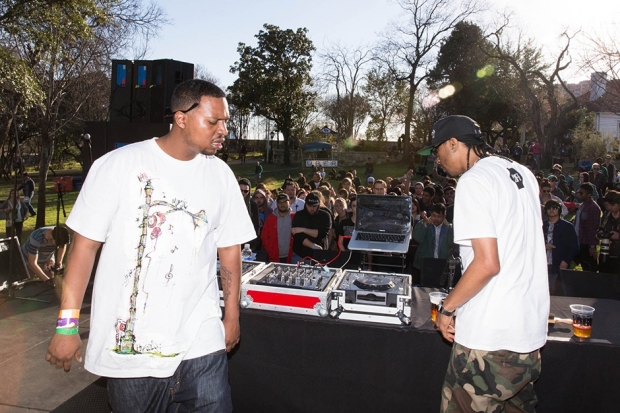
[440,342,541,413]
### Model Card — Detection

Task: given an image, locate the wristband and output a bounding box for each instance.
[56,309,80,335]
[312,244,317,250]
[56,327,79,335]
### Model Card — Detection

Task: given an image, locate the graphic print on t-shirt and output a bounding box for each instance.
[114,173,208,356]
[507,168,524,189]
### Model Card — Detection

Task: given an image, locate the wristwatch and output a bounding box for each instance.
[438,300,455,317]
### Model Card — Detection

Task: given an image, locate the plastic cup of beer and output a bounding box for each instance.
[429,292,448,323]
[569,304,595,339]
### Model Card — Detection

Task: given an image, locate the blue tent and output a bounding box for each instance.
[301,142,336,167]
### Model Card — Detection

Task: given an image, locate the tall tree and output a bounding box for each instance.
[0,0,167,227]
[485,25,580,161]
[320,93,370,140]
[318,44,373,141]
[379,0,484,159]
[363,66,408,141]
[229,24,316,166]
[426,21,525,146]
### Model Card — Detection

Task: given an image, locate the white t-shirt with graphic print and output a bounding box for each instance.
[67,138,256,378]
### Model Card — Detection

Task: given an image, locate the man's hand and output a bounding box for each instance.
[291,227,306,235]
[45,334,82,372]
[545,243,556,250]
[435,314,455,342]
[559,261,569,270]
[420,211,430,226]
[222,316,240,352]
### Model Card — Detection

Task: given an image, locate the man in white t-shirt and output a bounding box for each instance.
[419,115,549,413]
[45,80,256,413]
[284,179,305,213]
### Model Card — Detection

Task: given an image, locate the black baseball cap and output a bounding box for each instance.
[305,192,320,206]
[418,115,484,156]
[276,193,290,202]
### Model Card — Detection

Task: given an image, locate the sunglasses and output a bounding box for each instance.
[431,142,445,157]
[546,206,560,210]
[241,189,249,194]
[542,190,551,193]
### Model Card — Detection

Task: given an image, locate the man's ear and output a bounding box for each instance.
[174,112,186,129]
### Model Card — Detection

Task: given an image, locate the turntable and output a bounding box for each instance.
[330,269,412,325]
[217,260,266,307]
[240,263,341,317]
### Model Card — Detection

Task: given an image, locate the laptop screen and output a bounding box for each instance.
[355,195,412,234]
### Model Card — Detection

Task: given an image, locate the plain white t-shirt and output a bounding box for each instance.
[67,138,256,378]
[453,156,549,353]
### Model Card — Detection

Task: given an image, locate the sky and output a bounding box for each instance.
[145,0,619,89]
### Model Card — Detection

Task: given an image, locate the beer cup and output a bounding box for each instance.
[569,304,595,339]
[429,292,448,323]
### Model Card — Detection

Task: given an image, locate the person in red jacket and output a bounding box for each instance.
[261,193,295,263]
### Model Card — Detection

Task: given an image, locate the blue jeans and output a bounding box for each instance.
[107,349,232,413]
[291,252,303,264]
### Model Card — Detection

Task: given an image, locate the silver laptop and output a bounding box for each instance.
[348,195,412,253]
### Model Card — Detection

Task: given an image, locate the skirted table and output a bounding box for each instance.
[227,288,620,413]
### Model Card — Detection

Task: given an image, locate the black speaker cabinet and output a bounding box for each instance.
[109,60,134,123]
[130,60,153,123]
[108,59,194,124]
[149,59,194,123]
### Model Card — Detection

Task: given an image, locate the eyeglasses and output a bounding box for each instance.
[176,102,199,115]
[431,143,444,157]
[546,206,560,210]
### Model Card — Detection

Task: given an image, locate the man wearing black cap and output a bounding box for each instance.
[290,192,331,263]
[542,199,579,293]
[547,175,565,201]
[261,193,295,263]
[422,115,549,413]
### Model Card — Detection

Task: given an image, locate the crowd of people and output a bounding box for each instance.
[235,151,619,283]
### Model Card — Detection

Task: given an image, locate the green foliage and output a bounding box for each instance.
[364,67,408,141]
[229,24,316,166]
[427,21,525,145]
[0,48,44,109]
[570,113,610,160]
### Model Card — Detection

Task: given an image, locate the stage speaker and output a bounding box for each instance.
[149,59,194,123]
[0,237,30,284]
[109,60,134,123]
[130,60,153,123]
[109,59,194,124]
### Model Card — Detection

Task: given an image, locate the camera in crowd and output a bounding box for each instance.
[597,231,612,264]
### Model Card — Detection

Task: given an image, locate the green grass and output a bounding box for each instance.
[229,155,412,191]
[0,174,78,242]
